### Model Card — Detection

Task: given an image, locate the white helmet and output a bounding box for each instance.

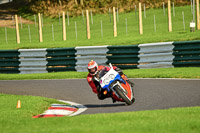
[88,60,98,75]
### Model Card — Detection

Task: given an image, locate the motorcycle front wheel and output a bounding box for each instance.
[113,85,133,105]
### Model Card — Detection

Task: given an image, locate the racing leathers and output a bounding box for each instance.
[87,65,133,100]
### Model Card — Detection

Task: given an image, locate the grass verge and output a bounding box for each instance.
[0,93,199,133]
[0,67,199,80]
[0,93,64,118]
[0,6,199,49]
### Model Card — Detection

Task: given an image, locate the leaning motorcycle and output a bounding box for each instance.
[96,63,135,105]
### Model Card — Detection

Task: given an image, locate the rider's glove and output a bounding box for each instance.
[115,68,123,76]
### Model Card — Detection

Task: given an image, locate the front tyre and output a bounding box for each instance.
[114,85,133,105]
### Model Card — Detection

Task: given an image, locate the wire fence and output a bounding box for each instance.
[0,3,197,45]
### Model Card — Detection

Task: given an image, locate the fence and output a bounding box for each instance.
[0,2,199,46]
[0,40,199,74]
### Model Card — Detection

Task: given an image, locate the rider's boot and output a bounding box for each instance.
[112,97,116,103]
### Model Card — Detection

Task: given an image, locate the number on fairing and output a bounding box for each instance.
[100,68,118,88]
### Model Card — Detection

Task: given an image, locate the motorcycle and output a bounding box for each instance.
[95,63,135,105]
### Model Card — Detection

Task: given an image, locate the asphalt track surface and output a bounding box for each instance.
[0,79,200,114]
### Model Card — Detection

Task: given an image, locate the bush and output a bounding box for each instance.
[14,0,191,17]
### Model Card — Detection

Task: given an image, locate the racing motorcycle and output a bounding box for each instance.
[95,63,135,105]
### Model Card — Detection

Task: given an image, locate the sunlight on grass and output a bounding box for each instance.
[0,67,199,80]
[0,94,199,133]
[0,5,199,49]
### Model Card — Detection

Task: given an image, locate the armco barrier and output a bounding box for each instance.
[46,48,77,72]
[107,45,139,69]
[138,42,174,69]
[173,40,200,67]
[75,46,108,72]
[19,49,47,74]
[0,50,20,73]
[0,40,200,74]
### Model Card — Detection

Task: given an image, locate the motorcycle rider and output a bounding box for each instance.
[87,60,134,102]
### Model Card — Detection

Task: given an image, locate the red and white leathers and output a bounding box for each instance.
[87,60,134,101]
[87,65,118,94]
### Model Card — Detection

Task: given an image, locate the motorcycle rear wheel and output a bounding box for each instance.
[114,85,133,105]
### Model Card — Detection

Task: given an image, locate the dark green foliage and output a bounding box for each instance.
[10,0,191,17]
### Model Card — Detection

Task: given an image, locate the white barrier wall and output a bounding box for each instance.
[138,42,175,69]
[75,46,108,72]
[19,49,48,74]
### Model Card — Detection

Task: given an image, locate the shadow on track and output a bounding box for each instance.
[84,103,126,108]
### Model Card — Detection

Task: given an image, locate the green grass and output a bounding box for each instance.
[0,67,199,80]
[125,67,200,79]
[0,5,200,50]
[0,93,199,133]
[0,93,64,118]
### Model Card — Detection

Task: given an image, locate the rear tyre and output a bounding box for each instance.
[114,85,133,105]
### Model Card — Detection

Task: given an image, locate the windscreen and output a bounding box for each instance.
[99,68,108,78]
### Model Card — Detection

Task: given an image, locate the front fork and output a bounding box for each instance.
[111,81,127,99]
[112,80,134,100]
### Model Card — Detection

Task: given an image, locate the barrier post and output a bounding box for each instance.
[86,10,91,39]
[139,3,143,34]
[38,13,43,42]
[5,27,8,43]
[34,15,36,27]
[168,0,172,32]
[197,0,200,29]
[62,11,66,41]
[163,2,165,16]
[80,0,83,6]
[28,25,31,42]
[113,7,117,37]
[109,8,111,23]
[15,15,20,44]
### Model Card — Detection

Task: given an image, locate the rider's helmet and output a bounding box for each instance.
[88,60,98,76]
